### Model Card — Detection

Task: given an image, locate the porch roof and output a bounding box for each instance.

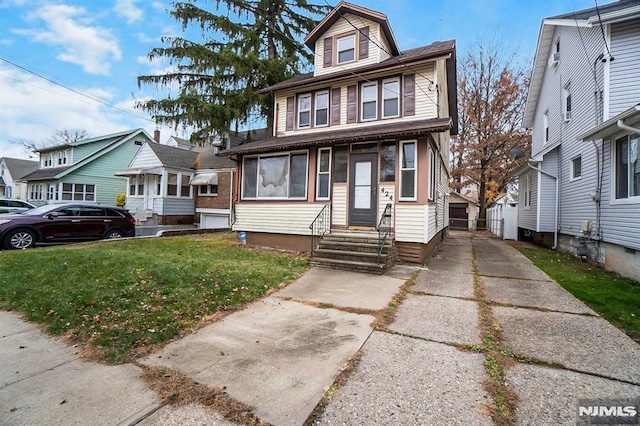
[21,166,72,181]
[114,167,163,176]
[189,172,218,186]
[218,117,451,156]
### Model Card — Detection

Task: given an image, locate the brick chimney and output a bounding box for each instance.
[153,129,160,143]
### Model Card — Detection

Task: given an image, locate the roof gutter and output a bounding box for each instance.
[617,119,640,135]
[527,161,558,249]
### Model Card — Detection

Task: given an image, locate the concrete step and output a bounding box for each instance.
[309,257,388,275]
[317,240,390,254]
[313,248,384,263]
[321,235,388,245]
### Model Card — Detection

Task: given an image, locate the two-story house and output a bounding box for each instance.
[21,129,155,207]
[0,157,38,199]
[220,1,458,272]
[516,0,640,280]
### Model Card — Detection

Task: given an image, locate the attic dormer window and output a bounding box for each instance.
[337,34,355,64]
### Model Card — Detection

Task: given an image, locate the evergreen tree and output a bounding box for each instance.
[137,0,326,143]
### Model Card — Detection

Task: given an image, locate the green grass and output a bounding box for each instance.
[0,233,308,364]
[514,245,640,343]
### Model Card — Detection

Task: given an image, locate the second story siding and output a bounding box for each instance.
[608,17,640,117]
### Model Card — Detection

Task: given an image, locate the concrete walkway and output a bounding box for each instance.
[1,231,639,425]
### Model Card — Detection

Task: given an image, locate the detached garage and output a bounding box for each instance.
[449,192,478,231]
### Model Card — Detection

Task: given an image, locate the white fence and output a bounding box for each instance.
[486,204,518,240]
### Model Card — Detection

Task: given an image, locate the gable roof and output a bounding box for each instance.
[22,129,153,181]
[524,0,640,127]
[219,117,451,156]
[304,1,399,55]
[2,157,39,179]
[147,142,199,169]
[36,128,150,153]
[260,40,455,94]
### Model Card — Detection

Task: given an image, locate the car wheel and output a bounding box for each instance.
[5,229,36,249]
[104,229,124,239]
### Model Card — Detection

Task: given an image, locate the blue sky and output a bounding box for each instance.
[0,0,607,160]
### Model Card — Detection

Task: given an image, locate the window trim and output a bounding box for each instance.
[428,147,436,201]
[297,93,311,129]
[336,33,356,65]
[316,147,332,200]
[611,132,640,204]
[570,155,582,181]
[523,174,531,209]
[563,82,572,122]
[61,183,96,202]
[314,91,329,128]
[198,184,219,196]
[241,150,309,200]
[361,81,378,122]
[399,140,418,201]
[543,110,549,144]
[382,77,400,119]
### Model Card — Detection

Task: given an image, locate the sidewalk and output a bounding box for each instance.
[1,231,639,425]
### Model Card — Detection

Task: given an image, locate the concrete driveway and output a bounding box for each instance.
[1,230,638,425]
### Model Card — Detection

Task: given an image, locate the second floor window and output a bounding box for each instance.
[383,79,400,118]
[298,94,311,128]
[361,83,377,121]
[315,92,329,127]
[337,34,355,64]
[563,83,572,121]
[544,111,549,143]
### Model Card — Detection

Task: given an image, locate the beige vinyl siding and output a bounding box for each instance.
[314,15,384,77]
[332,184,347,225]
[234,203,328,235]
[129,143,161,168]
[378,183,395,227]
[275,63,437,138]
[395,204,427,243]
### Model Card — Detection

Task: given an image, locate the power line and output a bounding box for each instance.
[0,56,155,123]
[594,0,614,60]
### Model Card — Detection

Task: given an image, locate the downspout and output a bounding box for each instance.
[526,162,559,249]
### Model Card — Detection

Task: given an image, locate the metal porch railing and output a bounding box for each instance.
[309,204,331,256]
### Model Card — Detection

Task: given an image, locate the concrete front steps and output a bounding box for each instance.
[309,230,395,274]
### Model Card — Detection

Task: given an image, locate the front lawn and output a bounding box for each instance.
[512,244,640,344]
[0,233,308,364]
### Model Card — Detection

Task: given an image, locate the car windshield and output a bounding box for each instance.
[21,204,66,216]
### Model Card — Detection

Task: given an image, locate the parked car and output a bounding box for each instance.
[0,199,36,214]
[0,203,135,249]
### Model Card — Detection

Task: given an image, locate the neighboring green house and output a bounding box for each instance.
[21,129,155,207]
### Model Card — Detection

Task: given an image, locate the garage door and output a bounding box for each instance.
[201,214,229,229]
[449,203,468,230]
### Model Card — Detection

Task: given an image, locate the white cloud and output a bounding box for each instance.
[136,32,157,43]
[14,4,121,75]
[114,0,143,24]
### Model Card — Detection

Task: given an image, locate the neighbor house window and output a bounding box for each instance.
[399,141,417,200]
[336,34,355,63]
[167,173,178,196]
[380,142,396,182]
[315,91,329,127]
[47,184,57,201]
[615,134,640,200]
[544,110,549,143]
[43,153,53,168]
[571,156,582,180]
[523,175,531,208]
[298,94,311,128]
[316,148,331,200]
[563,83,572,121]
[242,152,308,199]
[181,175,191,197]
[129,176,144,196]
[199,184,218,196]
[361,82,377,121]
[29,183,44,201]
[57,150,69,165]
[61,183,95,201]
[428,148,436,201]
[382,78,400,118]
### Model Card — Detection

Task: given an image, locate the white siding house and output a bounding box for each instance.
[517,1,640,280]
[220,1,458,268]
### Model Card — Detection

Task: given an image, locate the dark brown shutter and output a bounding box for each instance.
[347,85,357,123]
[359,27,369,60]
[323,36,333,68]
[403,74,415,116]
[286,96,295,131]
[331,88,341,126]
